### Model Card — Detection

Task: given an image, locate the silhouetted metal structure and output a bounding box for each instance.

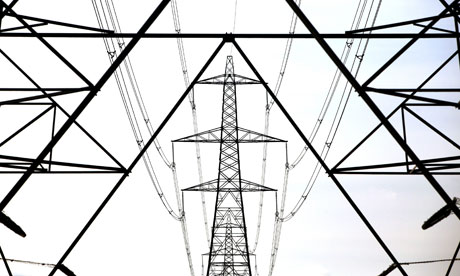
[0,0,459,275]
[176,56,282,276]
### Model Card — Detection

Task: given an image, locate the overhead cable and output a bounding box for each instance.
[171,0,211,246]
[250,0,301,255]
[282,0,382,222]
[267,0,382,274]
[91,0,181,220]
[91,1,196,275]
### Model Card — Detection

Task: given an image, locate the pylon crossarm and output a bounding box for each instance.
[173,127,222,143]
[183,179,276,192]
[198,74,262,85]
[174,127,285,143]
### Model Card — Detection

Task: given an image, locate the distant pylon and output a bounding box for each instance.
[175,56,284,276]
[205,56,251,275]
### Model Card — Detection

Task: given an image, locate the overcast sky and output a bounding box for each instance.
[0,0,459,275]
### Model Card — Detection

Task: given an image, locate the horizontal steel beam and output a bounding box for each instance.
[366,87,460,93]
[4,12,113,33]
[369,90,460,107]
[0,32,459,38]
[0,154,126,172]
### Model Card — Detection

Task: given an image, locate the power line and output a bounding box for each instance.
[250,0,302,256]
[229,0,238,55]
[281,0,382,222]
[267,1,383,274]
[0,257,76,276]
[91,2,196,276]
[171,0,211,248]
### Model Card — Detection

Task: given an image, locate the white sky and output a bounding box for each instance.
[0,0,459,275]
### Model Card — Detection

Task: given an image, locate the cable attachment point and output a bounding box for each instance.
[223,33,235,43]
[107,51,116,59]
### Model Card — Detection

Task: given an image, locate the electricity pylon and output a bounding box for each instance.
[175,56,284,275]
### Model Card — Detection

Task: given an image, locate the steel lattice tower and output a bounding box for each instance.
[208,56,250,275]
[175,56,284,276]
[1,0,459,274]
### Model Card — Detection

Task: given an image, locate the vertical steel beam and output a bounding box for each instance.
[401,108,409,172]
[0,4,3,30]
[48,39,225,276]
[49,105,57,171]
[455,18,460,69]
[232,39,408,276]
[0,0,173,212]
[285,0,460,220]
